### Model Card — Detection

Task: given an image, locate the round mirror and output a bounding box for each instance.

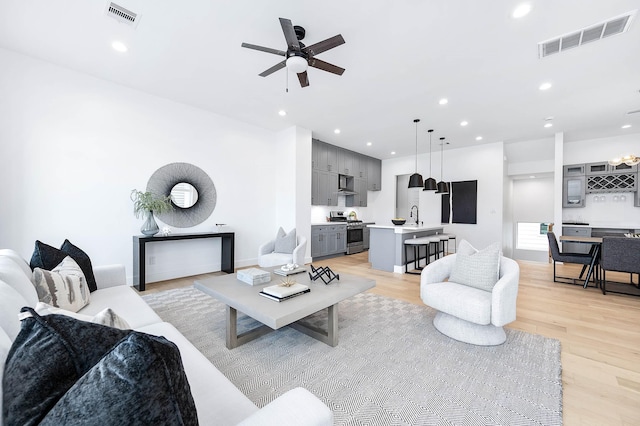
[170,183,199,209]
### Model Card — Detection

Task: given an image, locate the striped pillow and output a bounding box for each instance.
[32,257,90,312]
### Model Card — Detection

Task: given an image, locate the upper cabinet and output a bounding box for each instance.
[311,140,382,206]
[312,139,338,172]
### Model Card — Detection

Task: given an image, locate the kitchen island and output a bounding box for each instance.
[368,224,445,273]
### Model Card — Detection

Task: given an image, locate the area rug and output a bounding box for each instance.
[143,287,562,425]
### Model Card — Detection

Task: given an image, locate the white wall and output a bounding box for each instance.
[0,48,306,283]
[368,142,506,249]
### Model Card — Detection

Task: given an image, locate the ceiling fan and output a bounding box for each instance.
[241,18,345,88]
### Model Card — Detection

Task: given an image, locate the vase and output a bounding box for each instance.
[141,210,159,236]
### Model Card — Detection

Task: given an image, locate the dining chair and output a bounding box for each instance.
[547,232,599,287]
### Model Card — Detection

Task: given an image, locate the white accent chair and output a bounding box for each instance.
[420,252,519,346]
[258,235,307,268]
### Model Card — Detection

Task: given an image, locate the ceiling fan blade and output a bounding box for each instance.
[259,60,286,77]
[279,18,300,50]
[297,71,310,87]
[309,58,345,75]
[303,34,345,57]
[241,42,286,56]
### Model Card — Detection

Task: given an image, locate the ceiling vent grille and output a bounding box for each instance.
[105,2,140,28]
[538,10,636,58]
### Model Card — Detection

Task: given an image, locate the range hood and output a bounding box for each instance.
[337,174,357,195]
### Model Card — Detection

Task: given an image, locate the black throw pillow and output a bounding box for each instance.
[3,308,132,425]
[39,333,199,426]
[29,240,66,272]
[60,239,98,292]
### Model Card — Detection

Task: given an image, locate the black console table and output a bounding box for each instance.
[133,232,235,291]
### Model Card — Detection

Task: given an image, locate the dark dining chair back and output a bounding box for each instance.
[547,232,595,286]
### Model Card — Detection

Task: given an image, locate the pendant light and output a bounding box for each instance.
[408,119,424,188]
[435,137,449,194]
[423,129,437,191]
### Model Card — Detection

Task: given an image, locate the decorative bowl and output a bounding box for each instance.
[392,219,406,225]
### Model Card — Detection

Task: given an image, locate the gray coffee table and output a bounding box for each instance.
[194,269,375,349]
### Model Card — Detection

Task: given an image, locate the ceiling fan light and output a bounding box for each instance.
[286,56,308,73]
[608,157,622,166]
[435,181,449,194]
[423,177,437,191]
[408,173,424,188]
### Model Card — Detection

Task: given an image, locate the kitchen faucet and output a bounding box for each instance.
[410,205,419,225]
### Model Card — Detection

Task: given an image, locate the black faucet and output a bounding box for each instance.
[410,205,419,225]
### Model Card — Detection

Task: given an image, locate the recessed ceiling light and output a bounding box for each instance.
[545,116,554,121]
[439,98,448,105]
[512,4,532,19]
[460,121,468,127]
[278,110,287,116]
[366,142,372,146]
[529,175,536,179]
[544,123,553,128]
[539,82,552,91]
[391,151,396,155]
[111,41,128,52]
[475,136,483,141]
[334,129,341,134]
[621,124,632,129]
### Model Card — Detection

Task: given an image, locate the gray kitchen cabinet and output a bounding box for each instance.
[354,154,367,179]
[586,162,638,175]
[313,139,337,172]
[367,156,382,191]
[563,164,585,176]
[346,178,368,207]
[563,163,585,208]
[311,225,346,258]
[337,148,354,175]
[562,226,591,254]
[312,170,338,206]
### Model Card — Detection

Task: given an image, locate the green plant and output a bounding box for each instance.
[130,189,173,219]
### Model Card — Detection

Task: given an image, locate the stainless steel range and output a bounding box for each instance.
[329,211,364,255]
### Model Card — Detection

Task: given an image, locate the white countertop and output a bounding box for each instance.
[367,223,445,234]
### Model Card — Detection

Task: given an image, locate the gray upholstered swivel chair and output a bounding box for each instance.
[420,242,519,346]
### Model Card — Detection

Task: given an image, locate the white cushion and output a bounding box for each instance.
[0,249,33,279]
[0,256,38,306]
[422,281,492,325]
[0,280,28,340]
[80,286,162,329]
[32,256,90,312]
[34,302,130,329]
[449,242,501,292]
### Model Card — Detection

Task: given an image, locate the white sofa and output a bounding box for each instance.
[0,249,332,426]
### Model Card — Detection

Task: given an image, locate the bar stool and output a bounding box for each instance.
[404,237,431,275]
[425,236,442,263]
[442,234,456,254]
[438,234,450,257]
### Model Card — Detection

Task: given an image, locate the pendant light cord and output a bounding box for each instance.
[414,119,420,172]
[440,137,445,180]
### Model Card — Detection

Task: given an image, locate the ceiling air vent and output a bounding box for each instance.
[105,2,140,28]
[538,10,636,58]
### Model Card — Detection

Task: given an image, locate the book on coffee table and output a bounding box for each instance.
[259,288,310,302]
[273,266,306,277]
[259,283,310,302]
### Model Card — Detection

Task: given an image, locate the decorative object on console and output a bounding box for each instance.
[436,137,449,194]
[608,154,639,166]
[308,264,340,284]
[130,189,173,236]
[423,129,437,191]
[146,162,216,228]
[408,119,424,188]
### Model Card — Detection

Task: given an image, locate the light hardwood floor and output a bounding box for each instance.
[139,253,640,425]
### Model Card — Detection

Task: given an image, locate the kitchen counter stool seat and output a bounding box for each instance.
[404,237,432,275]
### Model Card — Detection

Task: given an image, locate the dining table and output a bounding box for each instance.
[559,235,603,288]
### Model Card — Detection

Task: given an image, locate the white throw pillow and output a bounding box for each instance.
[32,256,90,312]
[449,242,502,292]
[274,228,297,254]
[34,302,130,329]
